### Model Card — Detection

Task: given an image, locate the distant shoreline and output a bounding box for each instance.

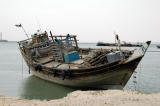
[0,90,160,106]
[1,41,160,44]
[0,41,17,43]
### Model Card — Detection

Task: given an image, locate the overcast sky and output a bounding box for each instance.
[0,0,160,42]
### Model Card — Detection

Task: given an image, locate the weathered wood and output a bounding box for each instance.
[50,31,54,42]
[17,30,151,88]
[73,36,78,49]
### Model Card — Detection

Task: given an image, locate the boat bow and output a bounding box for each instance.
[124,41,151,63]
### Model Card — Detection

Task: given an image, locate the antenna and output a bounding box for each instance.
[15,24,29,39]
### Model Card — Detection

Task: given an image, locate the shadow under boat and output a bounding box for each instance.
[19,75,76,100]
[19,75,115,100]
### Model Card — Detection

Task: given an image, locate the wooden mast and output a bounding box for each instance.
[50,31,54,42]
[73,36,79,50]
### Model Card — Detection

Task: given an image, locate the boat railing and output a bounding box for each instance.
[18,34,78,49]
[18,34,79,61]
[18,40,51,49]
[50,35,79,49]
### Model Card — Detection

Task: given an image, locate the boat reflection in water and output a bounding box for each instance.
[19,75,75,100]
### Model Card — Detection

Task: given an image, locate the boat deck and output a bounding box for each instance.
[38,55,85,69]
[38,55,53,64]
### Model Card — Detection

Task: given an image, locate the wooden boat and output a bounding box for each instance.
[18,31,151,89]
[157,45,160,49]
[96,42,142,47]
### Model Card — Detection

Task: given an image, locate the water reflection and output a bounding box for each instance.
[19,75,76,100]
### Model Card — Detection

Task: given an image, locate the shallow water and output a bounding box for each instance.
[0,42,160,100]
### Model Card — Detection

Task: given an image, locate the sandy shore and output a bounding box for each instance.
[0,90,160,106]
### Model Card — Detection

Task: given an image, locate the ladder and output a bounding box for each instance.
[50,43,63,62]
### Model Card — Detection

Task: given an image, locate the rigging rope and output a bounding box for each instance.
[138,61,142,91]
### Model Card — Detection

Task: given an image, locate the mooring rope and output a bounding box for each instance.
[21,56,24,79]
[138,61,142,91]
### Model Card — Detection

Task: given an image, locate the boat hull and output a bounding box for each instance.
[26,57,141,89]
[157,45,160,49]
[96,42,141,47]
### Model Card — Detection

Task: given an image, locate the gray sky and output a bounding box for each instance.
[0,0,160,42]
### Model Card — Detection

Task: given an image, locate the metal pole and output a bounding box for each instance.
[50,31,54,42]
[21,25,29,39]
[114,32,117,49]
[115,33,122,56]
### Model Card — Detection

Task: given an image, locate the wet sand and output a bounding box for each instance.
[0,90,160,106]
